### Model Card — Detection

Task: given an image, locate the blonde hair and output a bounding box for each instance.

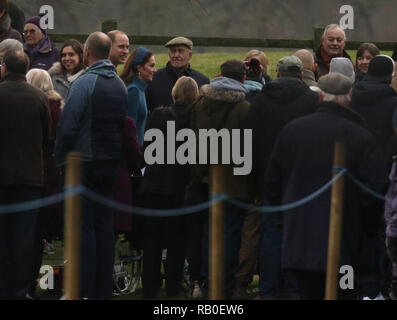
[245,49,269,73]
[171,76,199,105]
[26,68,64,108]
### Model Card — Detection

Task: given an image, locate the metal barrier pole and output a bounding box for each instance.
[325,141,346,300]
[63,152,82,300]
[209,165,224,300]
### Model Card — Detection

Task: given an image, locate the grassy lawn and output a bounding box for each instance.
[118,50,393,80]
[38,238,259,300]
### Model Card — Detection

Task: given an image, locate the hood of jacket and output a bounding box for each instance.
[352,80,397,106]
[48,62,63,76]
[262,77,309,103]
[200,76,247,104]
[244,80,263,92]
[83,59,117,78]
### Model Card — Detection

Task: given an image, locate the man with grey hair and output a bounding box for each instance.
[55,31,127,299]
[247,55,319,299]
[294,49,318,87]
[0,48,49,299]
[315,24,352,77]
[0,38,23,56]
[107,30,129,68]
[264,72,388,299]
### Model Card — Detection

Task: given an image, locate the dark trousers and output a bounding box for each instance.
[235,210,263,287]
[0,186,40,299]
[185,212,204,283]
[141,193,186,299]
[201,201,246,297]
[79,161,118,299]
[258,212,298,298]
[292,270,357,300]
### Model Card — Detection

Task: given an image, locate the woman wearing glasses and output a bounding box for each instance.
[23,15,59,70]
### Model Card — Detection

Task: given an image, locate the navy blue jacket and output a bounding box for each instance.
[55,60,127,165]
[145,62,209,112]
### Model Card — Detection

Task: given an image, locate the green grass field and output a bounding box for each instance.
[118,50,393,80]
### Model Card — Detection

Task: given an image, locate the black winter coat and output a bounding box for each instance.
[145,62,209,112]
[351,79,397,160]
[245,77,319,198]
[0,73,50,187]
[265,102,388,272]
[140,104,193,205]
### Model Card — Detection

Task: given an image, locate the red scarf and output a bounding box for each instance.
[321,47,333,65]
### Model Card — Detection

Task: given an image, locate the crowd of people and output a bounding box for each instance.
[0,0,397,301]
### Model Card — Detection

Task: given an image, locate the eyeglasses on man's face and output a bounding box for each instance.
[23,29,36,36]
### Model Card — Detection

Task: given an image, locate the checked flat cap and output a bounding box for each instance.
[165,37,193,50]
[318,72,353,95]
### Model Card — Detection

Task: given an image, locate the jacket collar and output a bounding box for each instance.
[315,45,352,67]
[132,76,148,91]
[1,73,26,83]
[24,36,54,55]
[165,61,192,78]
[302,69,316,82]
[317,101,371,131]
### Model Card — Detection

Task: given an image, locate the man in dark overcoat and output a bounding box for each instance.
[264,73,388,299]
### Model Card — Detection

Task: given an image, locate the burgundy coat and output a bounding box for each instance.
[113,117,143,232]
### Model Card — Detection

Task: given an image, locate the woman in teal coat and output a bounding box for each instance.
[120,46,156,145]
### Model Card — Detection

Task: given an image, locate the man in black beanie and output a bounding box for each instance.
[351,55,397,156]
[351,55,397,300]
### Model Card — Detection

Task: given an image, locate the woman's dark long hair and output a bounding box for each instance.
[120,48,153,86]
[60,39,84,74]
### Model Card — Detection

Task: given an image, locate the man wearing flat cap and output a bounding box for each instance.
[245,55,319,299]
[263,72,388,300]
[145,36,209,112]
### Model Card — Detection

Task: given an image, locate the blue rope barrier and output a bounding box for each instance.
[345,172,387,201]
[227,168,347,212]
[0,186,84,215]
[0,168,388,216]
[82,188,228,217]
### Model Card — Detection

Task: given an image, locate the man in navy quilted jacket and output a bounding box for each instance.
[55,31,127,299]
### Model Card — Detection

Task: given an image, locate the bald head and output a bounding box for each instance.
[294,49,316,71]
[85,32,112,62]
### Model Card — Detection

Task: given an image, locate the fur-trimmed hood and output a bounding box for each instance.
[200,77,247,103]
[48,62,63,76]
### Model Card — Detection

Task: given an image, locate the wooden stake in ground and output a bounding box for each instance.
[209,165,224,300]
[325,141,346,300]
[63,152,82,300]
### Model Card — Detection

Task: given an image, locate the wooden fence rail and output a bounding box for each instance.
[48,20,397,51]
